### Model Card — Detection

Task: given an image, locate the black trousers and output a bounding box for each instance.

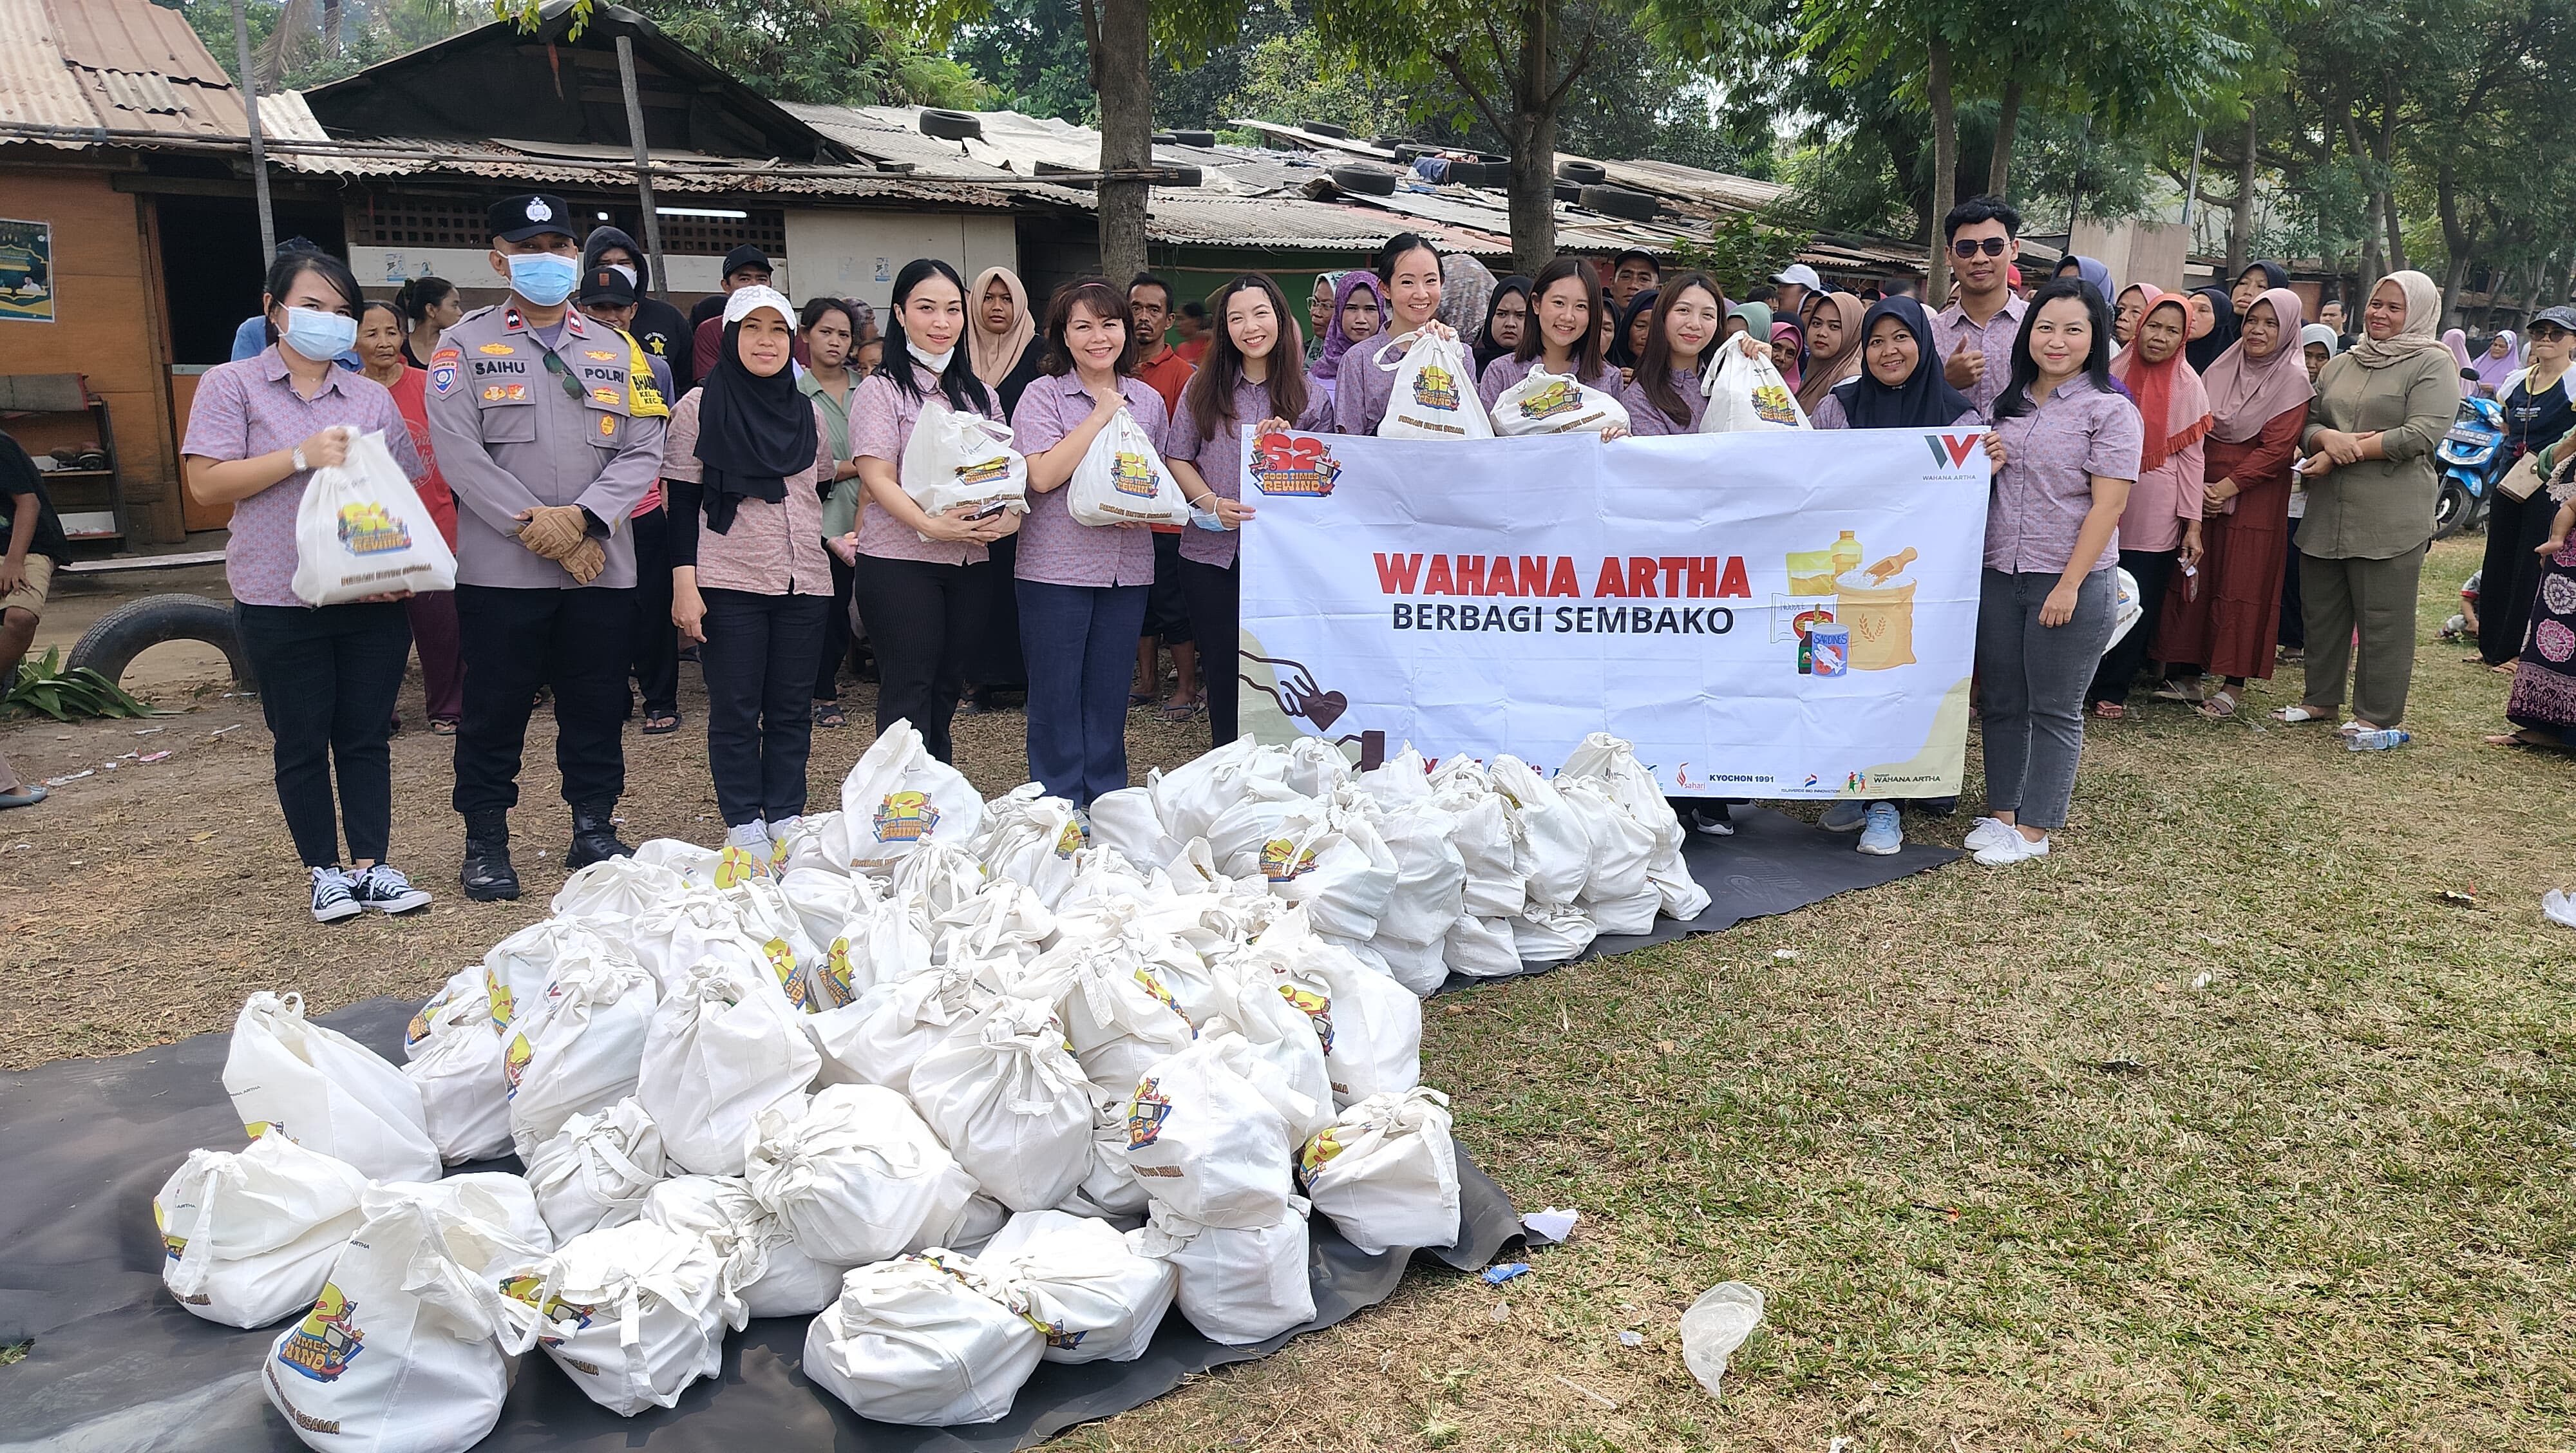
[1178,555,1240,749]
[849,554,989,763]
[2279,515,2306,650]
[2088,547,2177,707]
[966,534,1026,690]
[702,587,829,828]
[630,508,679,716]
[236,602,411,869]
[453,584,634,817]
[2479,485,2556,664]
[815,551,857,702]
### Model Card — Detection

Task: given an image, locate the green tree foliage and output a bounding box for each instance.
[624,0,991,108]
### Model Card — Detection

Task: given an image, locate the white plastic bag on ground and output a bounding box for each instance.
[1084,786,1181,871]
[743,1083,975,1265]
[156,1130,370,1328]
[1249,907,1422,1106]
[1278,736,1355,799]
[723,876,845,1013]
[366,1172,551,1255]
[1431,762,1529,919]
[625,889,770,998]
[1067,406,1189,527]
[1562,732,1703,919]
[1132,1199,1314,1345]
[1149,736,1288,844]
[633,837,721,887]
[908,997,1097,1212]
[1680,1282,1767,1396]
[1444,914,1523,979]
[902,399,1029,527]
[811,958,992,1093]
[551,855,690,937]
[778,866,867,953]
[838,719,985,869]
[224,991,439,1183]
[523,1097,667,1244]
[1489,755,1593,907]
[970,783,1090,906]
[983,1209,1177,1364]
[802,1255,1045,1426]
[497,1220,737,1416]
[636,958,821,1174]
[1585,884,1663,936]
[933,878,1057,969]
[1298,1087,1460,1255]
[506,958,659,1158]
[1490,365,1630,437]
[403,967,479,1061]
[262,1196,529,1453]
[401,976,513,1163]
[1511,902,1598,964]
[1121,1032,1296,1228]
[1560,777,1656,904]
[1376,332,1494,441]
[837,891,936,999]
[1193,967,1333,1143]
[1701,343,1810,432]
[1007,935,1197,1098]
[480,917,629,1032]
[291,426,457,605]
[641,1174,842,1318]
[1367,796,1466,949]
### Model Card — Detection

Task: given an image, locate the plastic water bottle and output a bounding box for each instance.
[2347,728,2412,752]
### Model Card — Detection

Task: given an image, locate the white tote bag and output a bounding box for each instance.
[907,996,1098,1213]
[641,1174,843,1318]
[1490,365,1630,437]
[551,855,692,938]
[495,1220,739,1417]
[223,991,440,1183]
[902,400,1029,533]
[1251,906,1423,1107]
[522,1097,667,1244]
[504,958,660,1159]
[1066,407,1190,527]
[1131,1199,1314,1345]
[1121,1032,1297,1229]
[1376,332,1495,440]
[837,719,987,870]
[156,1130,370,1328]
[1700,344,1811,432]
[802,1255,1046,1426]
[401,978,514,1164]
[263,1197,531,1453]
[366,1172,553,1255]
[636,958,822,1175]
[290,426,457,605]
[984,1209,1178,1365]
[1298,1087,1461,1255]
[743,1083,976,1266]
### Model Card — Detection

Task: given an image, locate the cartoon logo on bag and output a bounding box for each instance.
[1278,983,1334,1054]
[1411,363,1461,411]
[499,1275,595,1346]
[155,1201,187,1262]
[403,987,451,1047]
[1515,379,1582,421]
[244,1119,288,1142]
[1253,433,1341,497]
[873,790,940,843]
[1133,968,1182,1018]
[822,937,855,1003]
[1014,1307,1086,1351]
[1110,451,1159,498]
[483,967,515,1029]
[276,1282,365,1382]
[955,455,1014,488]
[762,937,812,1009]
[501,1030,533,1094]
[1054,819,1086,859]
[1125,1078,1173,1148]
[336,501,413,557]
[1258,837,1317,884]
[1752,383,1798,426]
[1298,1128,1345,1180]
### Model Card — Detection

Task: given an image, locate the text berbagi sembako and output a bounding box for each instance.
[1374,551,1750,635]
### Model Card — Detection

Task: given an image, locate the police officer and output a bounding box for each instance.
[426,194,668,900]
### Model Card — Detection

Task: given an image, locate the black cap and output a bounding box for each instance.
[488,193,576,244]
[578,266,636,305]
[720,245,773,280]
[2528,304,2576,334]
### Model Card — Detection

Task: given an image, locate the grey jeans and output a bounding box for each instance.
[1977,567,2118,831]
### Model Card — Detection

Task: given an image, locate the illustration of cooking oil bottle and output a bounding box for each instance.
[1831,530,1863,579]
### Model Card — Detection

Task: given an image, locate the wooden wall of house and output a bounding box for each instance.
[0,160,181,545]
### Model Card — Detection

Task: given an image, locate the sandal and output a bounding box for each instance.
[2271,705,2338,725]
[1158,699,1203,723]
[2199,688,2239,719]
[1127,691,1153,709]
[641,712,681,736]
[2092,701,2126,719]
[2486,729,2572,750]
[0,784,46,810]
[813,701,848,729]
[430,718,459,736]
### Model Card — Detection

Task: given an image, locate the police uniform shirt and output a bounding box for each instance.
[424,304,669,590]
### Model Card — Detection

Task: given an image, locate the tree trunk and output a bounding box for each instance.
[1926,36,1956,310]
[2225,113,2256,282]
[1509,0,1557,276]
[1090,0,1152,286]
[2433,163,2474,328]
[321,0,341,56]
[2375,94,2406,274]
[1985,77,2023,202]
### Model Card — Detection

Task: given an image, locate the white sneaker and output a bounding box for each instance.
[1857,802,1903,856]
[350,862,432,915]
[1973,830,2050,866]
[309,866,361,924]
[1963,816,2016,853]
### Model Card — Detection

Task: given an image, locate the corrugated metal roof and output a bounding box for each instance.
[0,0,253,144]
[0,0,93,138]
[779,100,1021,181]
[46,0,217,79]
[264,131,1027,207]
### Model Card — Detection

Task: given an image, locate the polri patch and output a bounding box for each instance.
[429,347,461,397]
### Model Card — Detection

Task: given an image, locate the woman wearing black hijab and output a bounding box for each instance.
[1475,275,1534,373]
[2185,287,2239,374]
[660,285,842,867]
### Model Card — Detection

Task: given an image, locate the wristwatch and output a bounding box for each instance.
[291,446,308,473]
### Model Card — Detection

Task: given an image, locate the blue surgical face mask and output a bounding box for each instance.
[507,251,580,307]
[278,306,357,363]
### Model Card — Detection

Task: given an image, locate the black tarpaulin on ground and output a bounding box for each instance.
[0,808,1951,1451]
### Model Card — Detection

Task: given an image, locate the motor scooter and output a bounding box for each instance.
[2434,385,2505,540]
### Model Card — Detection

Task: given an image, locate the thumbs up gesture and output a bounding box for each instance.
[1943,336,1984,390]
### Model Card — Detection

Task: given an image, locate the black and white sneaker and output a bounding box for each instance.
[351,862,433,915]
[1687,805,1736,837]
[310,866,362,924]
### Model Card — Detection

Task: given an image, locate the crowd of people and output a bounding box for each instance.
[12,185,2559,916]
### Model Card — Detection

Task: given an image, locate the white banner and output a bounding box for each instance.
[1236,426,1993,799]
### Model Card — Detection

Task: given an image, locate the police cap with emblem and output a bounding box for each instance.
[489,193,576,244]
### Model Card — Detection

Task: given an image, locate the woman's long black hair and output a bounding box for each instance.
[1515,255,1611,384]
[875,258,992,415]
[1633,271,1723,428]
[1183,272,1310,441]
[390,275,455,327]
[261,247,363,347]
[1992,278,2116,421]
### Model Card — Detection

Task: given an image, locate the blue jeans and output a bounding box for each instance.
[1019,580,1149,805]
[1976,567,2117,831]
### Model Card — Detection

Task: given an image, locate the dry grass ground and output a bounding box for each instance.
[3,537,2571,1450]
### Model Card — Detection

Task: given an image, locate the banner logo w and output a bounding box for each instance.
[1926,433,1982,468]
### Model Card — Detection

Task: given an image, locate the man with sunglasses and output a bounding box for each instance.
[1930,196,2026,421]
[427,193,670,900]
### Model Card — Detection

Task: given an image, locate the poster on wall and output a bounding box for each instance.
[0,218,53,323]
[1236,426,1993,798]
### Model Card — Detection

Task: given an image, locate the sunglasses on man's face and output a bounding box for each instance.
[2532,324,2570,342]
[1951,237,2010,259]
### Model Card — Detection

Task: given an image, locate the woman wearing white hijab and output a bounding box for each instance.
[2273,271,2461,734]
